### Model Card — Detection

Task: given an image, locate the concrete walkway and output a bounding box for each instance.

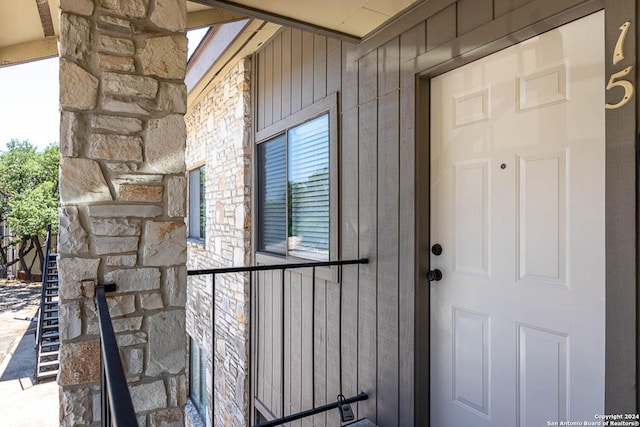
[0,280,58,427]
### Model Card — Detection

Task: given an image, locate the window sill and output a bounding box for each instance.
[187,238,206,249]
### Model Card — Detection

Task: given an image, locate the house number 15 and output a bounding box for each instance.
[605,21,634,110]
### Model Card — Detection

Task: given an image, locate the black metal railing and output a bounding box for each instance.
[256,392,369,427]
[188,257,369,427]
[95,283,138,427]
[35,224,53,348]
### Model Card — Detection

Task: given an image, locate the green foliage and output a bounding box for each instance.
[0,139,59,238]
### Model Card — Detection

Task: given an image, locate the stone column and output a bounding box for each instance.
[57,1,188,426]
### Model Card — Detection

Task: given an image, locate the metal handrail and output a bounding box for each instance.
[255,392,369,427]
[187,257,369,276]
[95,283,138,427]
[35,224,52,348]
[188,257,369,426]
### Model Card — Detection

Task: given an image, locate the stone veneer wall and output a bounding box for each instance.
[57,0,188,426]
[184,58,252,427]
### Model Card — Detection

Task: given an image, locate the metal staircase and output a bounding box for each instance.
[35,226,59,383]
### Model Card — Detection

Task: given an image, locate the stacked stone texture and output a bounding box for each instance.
[58,0,188,426]
[184,59,252,427]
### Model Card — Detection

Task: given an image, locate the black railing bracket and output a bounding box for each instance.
[101,283,117,293]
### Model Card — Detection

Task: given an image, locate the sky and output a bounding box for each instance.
[0,28,209,153]
[0,57,60,152]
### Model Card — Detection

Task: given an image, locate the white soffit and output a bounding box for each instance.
[0,0,59,48]
[196,0,419,39]
[0,1,239,67]
[1,0,418,66]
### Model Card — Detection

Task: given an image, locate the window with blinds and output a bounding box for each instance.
[288,115,329,259]
[188,166,206,241]
[189,337,207,420]
[257,114,330,260]
[257,134,287,255]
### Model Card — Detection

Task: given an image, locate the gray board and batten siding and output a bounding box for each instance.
[251,0,639,424]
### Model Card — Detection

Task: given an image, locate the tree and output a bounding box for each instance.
[0,140,59,281]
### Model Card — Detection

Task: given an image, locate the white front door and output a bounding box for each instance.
[429,12,605,427]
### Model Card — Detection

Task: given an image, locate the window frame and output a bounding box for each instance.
[254,93,339,279]
[188,336,207,422]
[188,164,206,244]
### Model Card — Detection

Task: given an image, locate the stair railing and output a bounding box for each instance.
[35,224,53,348]
[95,283,138,427]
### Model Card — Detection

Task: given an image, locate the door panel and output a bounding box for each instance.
[452,307,490,417]
[517,324,569,426]
[454,161,489,275]
[429,12,605,427]
[518,151,566,286]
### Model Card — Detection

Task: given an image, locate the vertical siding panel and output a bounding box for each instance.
[606,0,639,409]
[290,272,303,427]
[301,272,314,427]
[326,40,344,425]
[359,50,378,105]
[272,32,283,124]
[376,37,400,427]
[494,0,529,17]
[340,42,359,408]
[416,21,427,56]
[398,22,425,427]
[251,275,258,425]
[342,43,359,110]
[281,28,292,119]
[457,0,493,35]
[313,34,327,102]
[340,107,360,399]
[326,38,342,95]
[257,271,266,407]
[426,4,457,52]
[313,276,327,425]
[264,42,274,127]
[301,31,315,108]
[358,100,378,421]
[265,271,274,411]
[257,51,265,131]
[290,29,303,114]
[284,270,292,417]
[272,270,283,417]
[325,280,341,426]
[358,47,378,419]
[378,38,400,96]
